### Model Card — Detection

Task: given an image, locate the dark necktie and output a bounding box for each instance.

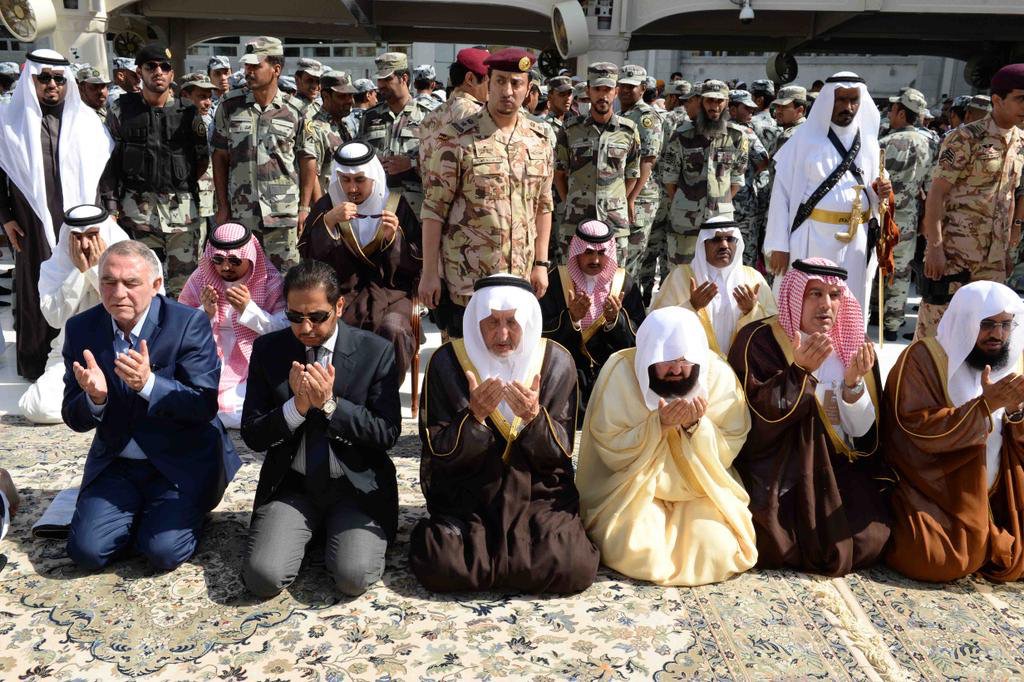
[303,346,331,484]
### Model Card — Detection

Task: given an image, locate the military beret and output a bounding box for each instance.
[135,44,172,67]
[619,64,647,86]
[483,48,536,74]
[587,62,618,88]
[455,47,490,78]
[990,63,1024,95]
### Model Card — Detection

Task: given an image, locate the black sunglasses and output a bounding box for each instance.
[211,254,244,267]
[285,310,333,324]
[36,73,67,85]
[143,61,173,73]
[708,235,738,244]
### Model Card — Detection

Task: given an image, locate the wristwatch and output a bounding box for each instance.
[534,260,552,268]
[844,380,866,398]
[322,398,337,417]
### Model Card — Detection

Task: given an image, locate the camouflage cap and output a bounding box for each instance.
[773,84,807,106]
[750,78,775,96]
[208,55,231,72]
[547,75,573,93]
[413,63,436,81]
[729,89,757,108]
[618,64,647,86]
[888,87,928,116]
[75,65,110,85]
[321,69,357,94]
[664,79,693,97]
[112,57,134,71]
[644,76,657,90]
[296,58,324,78]
[353,78,377,93]
[573,81,590,100]
[700,79,729,100]
[0,62,18,76]
[529,69,543,88]
[240,37,284,65]
[278,75,296,92]
[951,94,973,109]
[968,94,993,112]
[179,71,216,92]
[587,62,618,88]
[375,52,409,79]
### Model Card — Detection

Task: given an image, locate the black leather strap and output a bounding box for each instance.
[790,129,861,234]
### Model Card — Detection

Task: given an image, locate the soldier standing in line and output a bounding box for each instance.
[880,87,934,341]
[769,85,808,156]
[412,64,438,104]
[749,79,780,152]
[102,44,209,297]
[297,70,355,229]
[554,62,640,261]
[964,95,992,125]
[293,58,324,115]
[417,48,554,338]
[207,56,232,104]
[179,72,219,250]
[345,79,377,139]
[75,66,110,122]
[212,36,305,272]
[543,75,574,262]
[617,64,663,277]
[359,52,438,217]
[106,57,140,105]
[660,80,749,266]
[418,47,490,170]
[728,89,770,267]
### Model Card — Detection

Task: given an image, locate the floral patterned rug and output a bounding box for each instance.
[2,415,1023,681]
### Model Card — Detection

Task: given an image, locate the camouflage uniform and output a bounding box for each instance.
[619,99,663,277]
[212,86,305,272]
[660,82,749,265]
[751,109,780,153]
[358,96,437,217]
[421,108,554,307]
[732,123,769,267]
[916,113,1024,337]
[298,107,352,196]
[418,90,484,169]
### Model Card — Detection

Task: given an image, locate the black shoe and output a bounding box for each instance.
[883,330,899,342]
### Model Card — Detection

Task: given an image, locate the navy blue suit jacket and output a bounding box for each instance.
[61,295,241,511]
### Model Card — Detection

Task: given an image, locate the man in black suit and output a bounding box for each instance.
[241,259,401,597]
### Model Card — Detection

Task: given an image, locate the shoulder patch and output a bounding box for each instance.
[193,115,207,139]
[641,114,655,129]
[617,115,637,130]
[304,118,316,136]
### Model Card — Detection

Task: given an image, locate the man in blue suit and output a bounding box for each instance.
[62,239,241,571]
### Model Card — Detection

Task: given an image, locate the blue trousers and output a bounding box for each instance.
[66,458,206,571]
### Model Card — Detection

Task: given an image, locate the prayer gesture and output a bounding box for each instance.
[981,366,1024,412]
[379,210,399,242]
[567,289,592,323]
[70,233,105,273]
[200,284,219,318]
[843,342,876,388]
[658,396,707,430]
[302,361,336,410]
[225,284,251,314]
[602,292,624,325]
[732,283,760,316]
[326,201,359,226]
[289,361,312,414]
[504,374,541,424]
[793,332,833,373]
[689,277,718,310]
[73,349,108,405]
[114,339,152,393]
[466,370,503,423]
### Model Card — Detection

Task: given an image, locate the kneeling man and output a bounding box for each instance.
[886,281,1024,582]
[576,307,758,586]
[653,217,775,356]
[727,258,891,575]
[410,275,599,594]
[64,240,240,571]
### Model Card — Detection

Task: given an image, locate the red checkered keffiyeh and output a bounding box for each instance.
[566,220,618,329]
[776,257,864,368]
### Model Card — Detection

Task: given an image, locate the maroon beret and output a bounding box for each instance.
[483,48,535,74]
[991,63,1024,94]
[456,47,490,78]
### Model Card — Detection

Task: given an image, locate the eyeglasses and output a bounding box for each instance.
[356,213,382,219]
[707,235,738,244]
[980,319,1019,332]
[285,310,333,324]
[35,73,67,85]
[210,254,244,267]
[143,61,173,73]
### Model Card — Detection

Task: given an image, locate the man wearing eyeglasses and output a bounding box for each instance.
[101,43,210,298]
[241,259,401,598]
[885,281,1024,583]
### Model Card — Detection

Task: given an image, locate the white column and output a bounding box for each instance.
[41,1,109,75]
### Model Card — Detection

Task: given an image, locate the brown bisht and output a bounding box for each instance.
[727,317,892,576]
[884,338,1024,582]
[299,191,422,376]
[409,338,599,594]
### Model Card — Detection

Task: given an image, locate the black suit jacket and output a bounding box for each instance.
[241,321,402,540]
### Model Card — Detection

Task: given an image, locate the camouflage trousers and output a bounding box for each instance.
[667,228,700,266]
[882,212,917,333]
[134,225,200,299]
[734,197,764,268]
[915,260,1006,339]
[232,213,300,274]
[639,218,669,301]
[118,190,200,298]
[624,199,658,278]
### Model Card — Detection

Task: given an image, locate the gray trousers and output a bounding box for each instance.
[243,480,387,598]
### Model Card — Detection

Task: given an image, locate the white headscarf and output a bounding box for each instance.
[936,281,1024,408]
[0,51,114,249]
[329,141,389,247]
[634,307,710,412]
[462,276,543,424]
[690,216,745,353]
[772,71,882,224]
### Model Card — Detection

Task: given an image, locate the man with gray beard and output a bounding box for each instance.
[661,80,749,265]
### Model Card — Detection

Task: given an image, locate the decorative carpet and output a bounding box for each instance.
[2,416,1024,681]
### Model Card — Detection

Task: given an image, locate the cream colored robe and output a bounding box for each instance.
[576,348,758,586]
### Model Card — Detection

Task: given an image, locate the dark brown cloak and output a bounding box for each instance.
[727,317,892,576]
[884,338,1024,582]
[409,339,599,594]
[299,192,421,376]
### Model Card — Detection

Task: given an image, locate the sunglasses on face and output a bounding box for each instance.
[210,254,244,267]
[143,61,173,73]
[708,235,738,245]
[285,310,333,325]
[36,73,66,85]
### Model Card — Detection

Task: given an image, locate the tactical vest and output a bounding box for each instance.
[116,93,197,194]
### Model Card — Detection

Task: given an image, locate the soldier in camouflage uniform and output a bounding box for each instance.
[412,64,438,105]
[728,89,770,267]
[750,80,780,151]
[418,48,555,337]
[554,62,640,262]
[293,58,324,116]
[75,66,110,122]
[359,52,438,217]
[918,65,1024,338]
[106,57,139,106]
[617,64,663,277]
[180,72,219,251]
[769,85,807,157]
[543,75,575,262]
[879,88,935,340]
[212,36,305,272]
[103,44,209,297]
[419,47,490,170]
[0,62,18,104]
[660,80,749,265]
[297,70,355,230]
[344,79,378,139]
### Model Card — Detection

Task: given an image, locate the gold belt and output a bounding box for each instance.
[808,208,871,225]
